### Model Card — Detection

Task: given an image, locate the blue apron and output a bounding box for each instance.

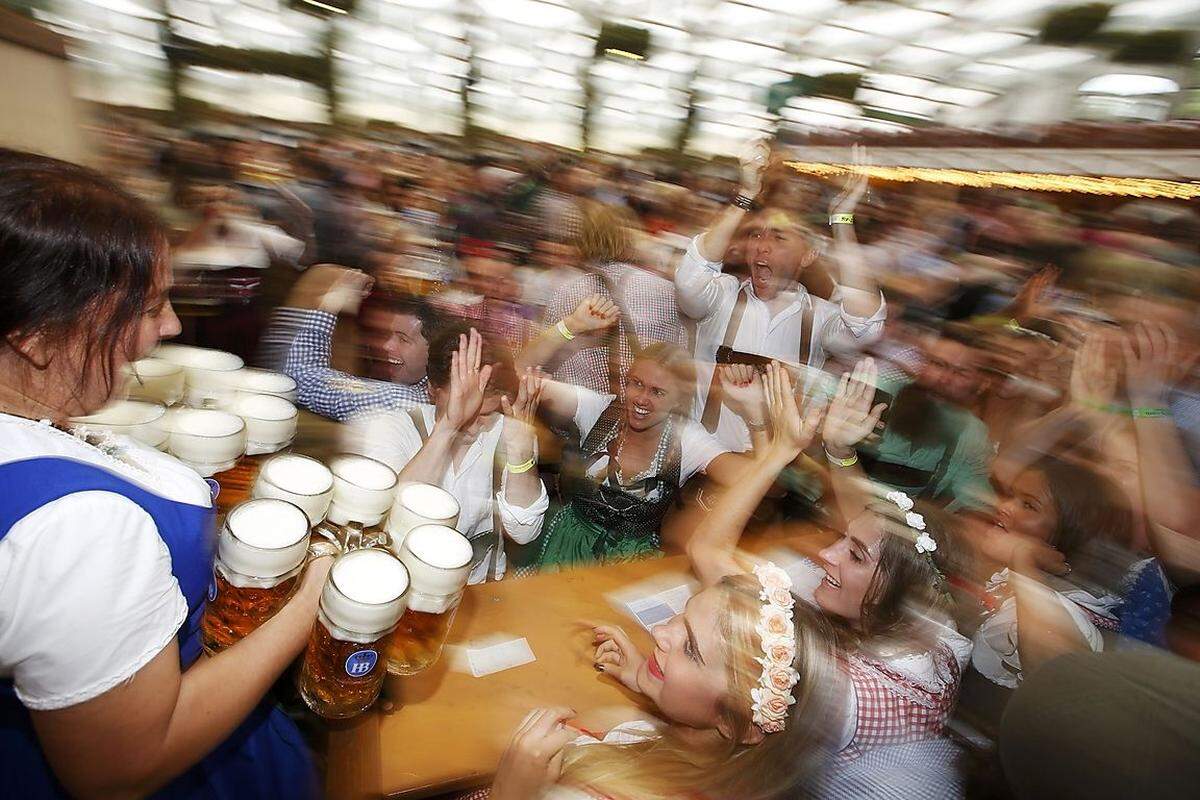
[0,457,319,799]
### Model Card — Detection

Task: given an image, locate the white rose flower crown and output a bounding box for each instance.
[884,491,947,589]
[750,562,799,734]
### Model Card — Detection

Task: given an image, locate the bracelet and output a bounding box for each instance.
[732,193,756,211]
[829,213,854,225]
[745,419,767,432]
[823,447,858,467]
[1131,407,1170,419]
[506,457,536,474]
[555,319,576,341]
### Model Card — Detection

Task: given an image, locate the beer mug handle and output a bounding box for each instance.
[344,521,365,552]
[361,529,390,551]
[313,522,342,548]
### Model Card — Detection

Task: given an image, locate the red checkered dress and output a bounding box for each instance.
[545,262,687,397]
[839,642,963,760]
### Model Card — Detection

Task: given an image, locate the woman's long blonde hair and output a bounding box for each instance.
[557,574,844,800]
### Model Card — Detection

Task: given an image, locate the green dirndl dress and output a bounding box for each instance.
[532,400,681,572]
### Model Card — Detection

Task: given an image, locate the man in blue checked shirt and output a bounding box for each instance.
[268,265,438,421]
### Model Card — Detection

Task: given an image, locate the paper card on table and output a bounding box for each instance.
[455,634,536,678]
[606,573,698,632]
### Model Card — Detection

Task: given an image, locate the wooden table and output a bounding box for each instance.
[324,531,832,800]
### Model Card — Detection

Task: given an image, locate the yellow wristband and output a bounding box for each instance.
[823,448,858,467]
[506,457,536,474]
[555,319,576,341]
[829,213,854,225]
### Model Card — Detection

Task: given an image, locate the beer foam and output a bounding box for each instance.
[235,368,296,394]
[262,455,333,495]
[332,455,396,491]
[235,393,297,422]
[73,400,164,427]
[155,344,243,371]
[228,499,309,549]
[399,483,459,520]
[128,358,180,378]
[406,525,473,570]
[332,549,409,604]
[173,408,244,437]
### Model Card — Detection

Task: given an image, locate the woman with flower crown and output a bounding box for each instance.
[478,360,965,800]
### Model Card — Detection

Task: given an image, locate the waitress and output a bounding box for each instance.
[0,149,329,798]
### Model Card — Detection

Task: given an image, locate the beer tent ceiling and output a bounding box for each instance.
[27,0,1200,153]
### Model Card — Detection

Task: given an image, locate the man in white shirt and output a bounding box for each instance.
[674,143,886,451]
[345,326,548,584]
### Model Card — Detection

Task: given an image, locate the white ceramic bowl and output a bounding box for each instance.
[233,368,298,402]
[232,394,298,455]
[167,408,247,477]
[154,344,244,408]
[326,454,399,528]
[70,400,168,450]
[123,358,185,406]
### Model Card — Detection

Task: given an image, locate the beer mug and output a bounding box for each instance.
[384,482,460,551]
[252,453,334,526]
[232,393,299,455]
[70,399,168,451]
[201,498,310,654]
[298,548,410,720]
[123,358,185,406]
[386,524,473,676]
[326,454,399,530]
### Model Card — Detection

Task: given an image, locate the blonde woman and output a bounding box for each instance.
[479,369,850,800]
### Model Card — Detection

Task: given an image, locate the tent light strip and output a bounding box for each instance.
[784,160,1200,199]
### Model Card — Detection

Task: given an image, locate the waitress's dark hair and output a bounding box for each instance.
[0,149,168,395]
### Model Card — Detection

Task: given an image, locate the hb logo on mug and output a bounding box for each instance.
[344,649,379,678]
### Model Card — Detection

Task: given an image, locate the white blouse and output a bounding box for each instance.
[0,414,210,710]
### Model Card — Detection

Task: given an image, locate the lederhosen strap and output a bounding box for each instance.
[701,289,815,432]
[408,409,504,579]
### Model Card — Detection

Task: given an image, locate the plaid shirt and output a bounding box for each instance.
[429,292,532,347]
[840,643,962,760]
[280,308,429,422]
[544,262,686,396]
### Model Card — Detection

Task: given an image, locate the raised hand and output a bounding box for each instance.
[490,707,578,800]
[501,368,545,463]
[1012,265,1059,321]
[764,361,825,459]
[823,357,887,452]
[587,622,646,694]
[288,264,373,312]
[564,294,619,336]
[443,328,493,432]
[718,363,766,426]
[739,138,771,199]
[1069,330,1118,413]
[829,143,870,216]
[1121,322,1193,406]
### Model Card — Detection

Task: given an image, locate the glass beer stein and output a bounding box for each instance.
[201,498,310,654]
[386,524,473,676]
[324,454,399,550]
[384,482,460,552]
[297,548,409,720]
[252,453,334,527]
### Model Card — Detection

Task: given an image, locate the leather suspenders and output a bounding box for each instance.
[700,288,816,433]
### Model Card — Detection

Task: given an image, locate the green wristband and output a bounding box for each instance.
[1131,407,1170,419]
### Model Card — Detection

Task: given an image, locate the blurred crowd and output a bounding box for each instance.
[94,110,1200,798]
